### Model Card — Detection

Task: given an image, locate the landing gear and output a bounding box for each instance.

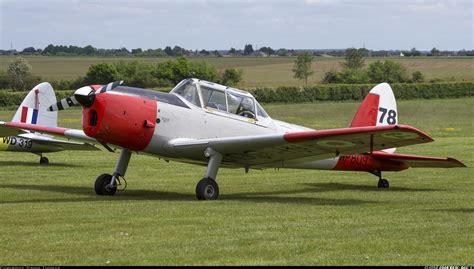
[39,156,49,165]
[95,173,116,195]
[94,149,132,196]
[196,177,219,200]
[196,148,222,200]
[377,178,389,189]
[371,170,390,189]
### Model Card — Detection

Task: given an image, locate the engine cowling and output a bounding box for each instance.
[82,92,157,151]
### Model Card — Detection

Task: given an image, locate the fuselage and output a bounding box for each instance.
[83,81,399,173]
[0,134,63,153]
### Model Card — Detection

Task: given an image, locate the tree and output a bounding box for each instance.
[410,47,421,57]
[292,53,314,85]
[84,63,118,84]
[259,46,275,55]
[221,68,243,86]
[229,48,236,54]
[367,60,408,83]
[343,48,365,69]
[430,47,440,56]
[7,57,32,90]
[164,46,173,56]
[411,71,425,83]
[155,56,219,85]
[244,44,254,55]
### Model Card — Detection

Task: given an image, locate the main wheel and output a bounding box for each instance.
[378,178,389,189]
[196,177,219,200]
[39,156,49,165]
[95,173,117,196]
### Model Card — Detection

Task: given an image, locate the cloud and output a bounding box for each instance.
[0,0,471,50]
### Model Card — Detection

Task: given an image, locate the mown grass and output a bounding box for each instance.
[0,97,472,265]
[0,56,473,87]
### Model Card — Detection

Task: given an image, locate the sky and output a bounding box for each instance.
[0,0,472,51]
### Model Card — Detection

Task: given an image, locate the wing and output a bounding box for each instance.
[171,124,434,167]
[29,136,99,151]
[371,151,466,168]
[0,121,97,143]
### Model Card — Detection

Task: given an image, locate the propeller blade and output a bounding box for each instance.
[97,80,123,94]
[47,81,124,111]
[47,96,79,111]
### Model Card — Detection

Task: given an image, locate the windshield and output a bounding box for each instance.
[200,85,227,112]
[171,80,201,107]
[226,91,256,119]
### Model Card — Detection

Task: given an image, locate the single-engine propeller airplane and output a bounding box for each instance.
[0,82,98,164]
[0,79,465,199]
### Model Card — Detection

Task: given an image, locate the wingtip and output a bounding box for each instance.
[447,157,468,168]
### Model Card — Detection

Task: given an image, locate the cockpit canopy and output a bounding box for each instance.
[171,78,269,119]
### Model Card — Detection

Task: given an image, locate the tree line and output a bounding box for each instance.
[292,48,426,85]
[3,44,473,57]
[0,57,243,91]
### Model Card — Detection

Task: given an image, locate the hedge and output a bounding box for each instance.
[0,90,74,108]
[0,82,472,108]
[246,81,473,103]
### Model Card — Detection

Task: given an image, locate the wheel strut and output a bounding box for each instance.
[370,170,390,189]
[196,148,222,200]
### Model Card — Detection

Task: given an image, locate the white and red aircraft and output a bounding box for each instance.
[0,79,465,199]
[0,82,97,164]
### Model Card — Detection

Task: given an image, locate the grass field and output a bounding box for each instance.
[1,56,473,87]
[0,97,472,265]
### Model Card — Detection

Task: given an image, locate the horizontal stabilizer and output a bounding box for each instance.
[371,151,466,168]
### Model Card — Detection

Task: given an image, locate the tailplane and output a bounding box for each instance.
[12,82,58,127]
[350,83,397,153]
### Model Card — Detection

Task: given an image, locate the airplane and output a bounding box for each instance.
[0,82,98,164]
[0,79,465,200]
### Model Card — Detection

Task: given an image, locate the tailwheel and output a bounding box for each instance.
[95,173,117,196]
[378,178,390,189]
[196,177,219,200]
[39,156,49,165]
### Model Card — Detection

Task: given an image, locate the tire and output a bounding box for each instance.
[40,157,49,165]
[377,178,389,189]
[196,177,219,200]
[95,173,116,196]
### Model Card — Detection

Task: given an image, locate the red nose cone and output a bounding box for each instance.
[82,93,157,151]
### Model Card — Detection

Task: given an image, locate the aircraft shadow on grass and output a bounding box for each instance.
[0,184,388,206]
[0,182,440,206]
[0,161,82,168]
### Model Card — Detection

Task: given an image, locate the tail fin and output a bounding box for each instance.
[350,83,398,153]
[12,82,58,127]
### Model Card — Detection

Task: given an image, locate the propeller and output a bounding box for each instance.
[48,81,123,111]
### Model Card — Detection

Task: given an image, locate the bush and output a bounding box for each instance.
[0,71,10,89]
[221,68,243,86]
[84,63,118,84]
[113,61,159,88]
[154,57,219,86]
[367,60,408,83]
[50,77,85,91]
[7,57,33,91]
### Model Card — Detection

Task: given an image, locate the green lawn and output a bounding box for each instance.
[0,97,472,265]
[1,56,473,87]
